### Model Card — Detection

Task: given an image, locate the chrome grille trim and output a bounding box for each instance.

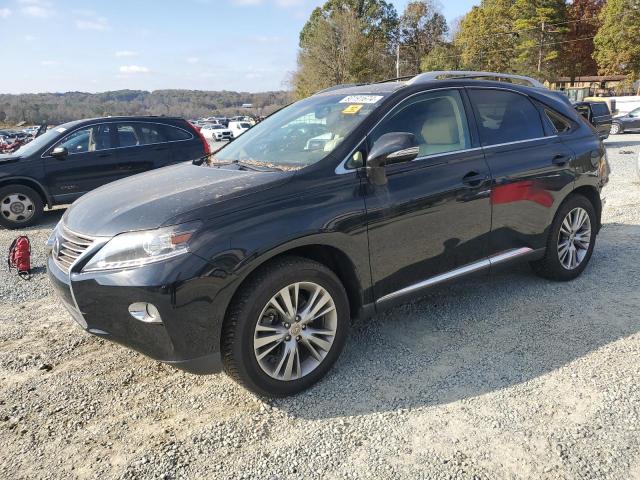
[52,225,97,274]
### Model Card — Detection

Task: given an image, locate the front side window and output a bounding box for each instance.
[214,92,388,169]
[468,89,544,146]
[57,124,112,154]
[370,89,471,158]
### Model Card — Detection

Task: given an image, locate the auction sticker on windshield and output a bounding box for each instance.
[339,95,384,104]
[342,104,363,115]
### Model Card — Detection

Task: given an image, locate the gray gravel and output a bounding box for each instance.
[1,135,639,479]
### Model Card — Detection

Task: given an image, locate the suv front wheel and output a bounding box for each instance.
[222,256,349,397]
[531,194,597,281]
[0,185,44,229]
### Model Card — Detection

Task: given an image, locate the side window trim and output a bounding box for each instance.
[42,121,194,158]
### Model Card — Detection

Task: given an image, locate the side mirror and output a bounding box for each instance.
[367,132,419,186]
[51,146,68,159]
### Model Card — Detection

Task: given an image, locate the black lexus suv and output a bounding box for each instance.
[47,72,609,397]
[0,116,208,228]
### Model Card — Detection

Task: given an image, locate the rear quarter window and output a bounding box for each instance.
[545,109,572,134]
[163,124,194,141]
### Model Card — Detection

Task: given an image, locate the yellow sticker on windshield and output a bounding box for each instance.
[342,104,363,115]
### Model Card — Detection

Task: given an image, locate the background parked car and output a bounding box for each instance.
[200,123,233,141]
[610,106,640,134]
[228,121,252,138]
[575,101,612,139]
[0,116,208,228]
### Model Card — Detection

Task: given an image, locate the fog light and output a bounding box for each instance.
[128,302,162,324]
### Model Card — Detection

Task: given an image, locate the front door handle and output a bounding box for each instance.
[462,171,486,187]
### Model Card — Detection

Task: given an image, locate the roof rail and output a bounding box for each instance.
[407,71,545,89]
[314,83,358,95]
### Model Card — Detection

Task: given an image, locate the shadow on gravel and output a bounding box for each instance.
[0,207,65,233]
[274,223,640,419]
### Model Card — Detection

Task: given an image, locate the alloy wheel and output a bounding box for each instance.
[557,207,592,270]
[1,193,35,223]
[253,281,337,381]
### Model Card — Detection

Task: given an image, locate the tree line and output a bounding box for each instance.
[292,0,640,98]
[0,90,292,125]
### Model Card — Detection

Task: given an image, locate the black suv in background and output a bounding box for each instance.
[48,72,609,397]
[610,106,640,135]
[0,116,208,228]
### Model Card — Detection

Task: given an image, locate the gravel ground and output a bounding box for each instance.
[1,135,639,480]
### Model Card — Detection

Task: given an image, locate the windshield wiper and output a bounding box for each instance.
[233,160,283,172]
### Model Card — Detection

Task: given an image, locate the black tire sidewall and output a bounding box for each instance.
[546,195,597,280]
[229,262,349,397]
[0,185,44,229]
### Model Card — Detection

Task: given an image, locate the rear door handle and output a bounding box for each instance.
[462,171,487,187]
[552,154,573,165]
[97,153,112,158]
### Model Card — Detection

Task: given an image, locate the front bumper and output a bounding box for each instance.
[47,253,224,374]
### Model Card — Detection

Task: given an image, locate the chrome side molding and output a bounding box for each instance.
[377,247,533,304]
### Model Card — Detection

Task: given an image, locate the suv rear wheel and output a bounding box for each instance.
[222,256,349,397]
[531,194,596,281]
[0,185,43,229]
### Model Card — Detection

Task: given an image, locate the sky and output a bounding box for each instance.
[0,0,478,94]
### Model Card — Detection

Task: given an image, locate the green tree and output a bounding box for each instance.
[294,0,399,97]
[454,0,517,72]
[399,1,448,75]
[420,43,462,71]
[511,0,568,79]
[594,0,640,80]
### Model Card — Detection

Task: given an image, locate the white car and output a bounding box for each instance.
[228,121,252,138]
[200,124,233,141]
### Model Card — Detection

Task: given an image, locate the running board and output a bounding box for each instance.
[376,247,533,305]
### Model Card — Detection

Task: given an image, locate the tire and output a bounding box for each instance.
[222,256,350,397]
[530,194,597,281]
[0,185,44,229]
[610,122,622,135]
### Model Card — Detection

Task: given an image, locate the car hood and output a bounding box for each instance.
[64,162,288,237]
[0,153,20,163]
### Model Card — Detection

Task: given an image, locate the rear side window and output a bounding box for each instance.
[164,124,193,141]
[546,109,572,133]
[468,89,544,146]
[117,123,167,147]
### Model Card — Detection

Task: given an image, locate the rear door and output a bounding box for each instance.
[114,122,173,175]
[589,102,612,138]
[44,123,123,202]
[467,88,576,256]
[163,122,203,163]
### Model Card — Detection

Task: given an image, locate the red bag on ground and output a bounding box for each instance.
[8,236,31,279]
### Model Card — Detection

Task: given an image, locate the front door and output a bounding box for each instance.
[364,88,492,302]
[44,123,123,202]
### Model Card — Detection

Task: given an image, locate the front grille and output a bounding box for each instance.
[53,225,95,274]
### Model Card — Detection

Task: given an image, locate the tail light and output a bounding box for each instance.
[193,125,210,155]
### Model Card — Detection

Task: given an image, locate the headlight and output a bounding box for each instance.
[82,222,201,272]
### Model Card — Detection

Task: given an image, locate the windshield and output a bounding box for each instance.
[214,93,387,169]
[14,124,74,156]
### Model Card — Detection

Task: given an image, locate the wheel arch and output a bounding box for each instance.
[570,185,602,231]
[0,177,52,208]
[221,242,368,332]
